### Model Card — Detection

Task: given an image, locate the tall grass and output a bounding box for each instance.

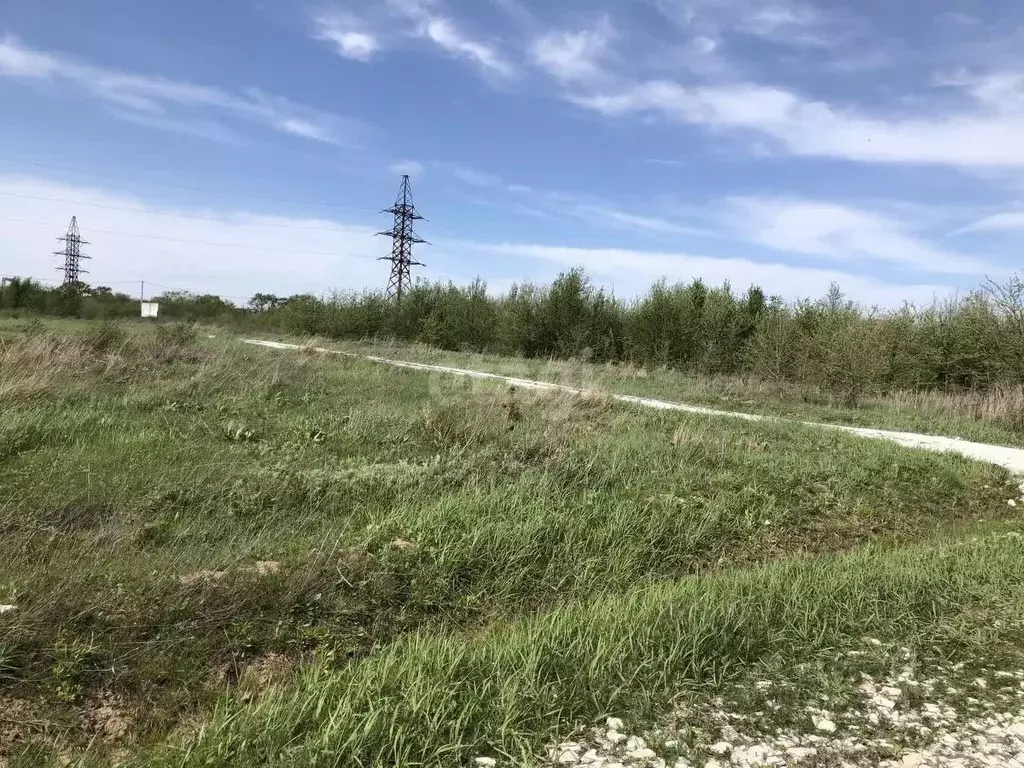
[326,339,1024,445]
[152,535,1024,767]
[2,323,1016,763]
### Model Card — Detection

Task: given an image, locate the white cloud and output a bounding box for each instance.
[725,198,995,275]
[379,0,514,76]
[279,118,336,142]
[0,36,354,144]
[439,162,505,187]
[390,160,425,176]
[312,12,380,61]
[433,161,997,279]
[324,30,380,62]
[109,110,244,143]
[435,162,713,237]
[653,0,831,47]
[571,205,713,237]
[311,1,513,77]
[0,33,58,77]
[692,36,718,54]
[573,76,1024,169]
[337,31,379,61]
[1,175,981,308]
[741,4,826,44]
[421,18,513,76]
[450,240,954,306]
[531,18,614,82]
[960,208,1024,233]
[0,176,387,299]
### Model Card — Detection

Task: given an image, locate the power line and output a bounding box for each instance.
[0,191,376,233]
[3,275,256,303]
[0,155,381,213]
[0,215,380,260]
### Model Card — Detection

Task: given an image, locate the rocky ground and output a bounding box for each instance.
[473,640,1024,768]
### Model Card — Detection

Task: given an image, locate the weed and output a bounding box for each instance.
[155,321,198,348]
[86,320,127,354]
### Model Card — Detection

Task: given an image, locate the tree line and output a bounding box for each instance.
[6,270,1024,405]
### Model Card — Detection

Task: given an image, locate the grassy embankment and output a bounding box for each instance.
[316,336,1024,447]
[1,318,1022,766]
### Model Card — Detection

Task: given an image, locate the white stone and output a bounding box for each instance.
[732,745,770,764]
[548,745,582,764]
[900,754,925,768]
[813,717,836,733]
[1009,499,1018,507]
[625,736,647,752]
[708,741,731,755]
[580,749,601,764]
[607,731,627,745]
[662,740,678,749]
[473,759,496,768]
[874,696,898,710]
[606,717,625,731]
[0,605,15,614]
[704,761,724,768]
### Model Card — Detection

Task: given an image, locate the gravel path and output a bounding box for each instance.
[244,339,1024,477]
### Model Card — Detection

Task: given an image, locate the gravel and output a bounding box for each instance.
[479,644,1024,768]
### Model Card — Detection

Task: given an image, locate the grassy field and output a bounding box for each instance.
[2,318,1024,766]
[317,337,1024,448]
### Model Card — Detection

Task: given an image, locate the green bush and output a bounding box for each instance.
[12,271,1024,400]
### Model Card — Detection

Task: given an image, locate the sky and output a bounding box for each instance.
[2,0,1024,306]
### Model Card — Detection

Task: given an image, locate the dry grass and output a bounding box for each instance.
[882,385,1024,431]
[327,339,1024,445]
[0,333,95,400]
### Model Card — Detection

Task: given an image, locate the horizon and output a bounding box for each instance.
[3,1,1024,307]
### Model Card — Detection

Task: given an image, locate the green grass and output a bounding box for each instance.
[1,319,1023,765]
[318,337,1024,447]
[147,534,1024,768]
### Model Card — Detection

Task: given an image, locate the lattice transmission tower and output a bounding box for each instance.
[53,216,90,285]
[377,175,427,302]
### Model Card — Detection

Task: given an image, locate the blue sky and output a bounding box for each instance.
[2,0,1024,304]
